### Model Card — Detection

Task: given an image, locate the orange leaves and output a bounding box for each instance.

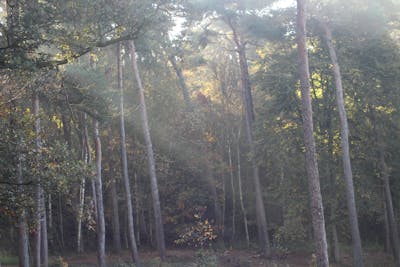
[174,215,218,248]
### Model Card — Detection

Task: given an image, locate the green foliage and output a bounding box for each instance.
[194,250,218,267]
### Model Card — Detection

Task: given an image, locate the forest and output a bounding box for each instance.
[0,0,400,266]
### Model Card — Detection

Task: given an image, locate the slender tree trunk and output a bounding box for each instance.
[332,223,340,263]
[77,175,86,253]
[33,93,42,267]
[227,18,271,257]
[205,166,224,244]
[17,156,30,267]
[58,194,65,251]
[169,55,194,111]
[379,148,400,266]
[222,173,226,237]
[134,172,141,247]
[327,122,341,263]
[111,178,122,253]
[118,42,141,266]
[228,144,236,245]
[94,120,106,267]
[296,1,329,266]
[48,195,52,233]
[323,23,364,267]
[236,142,250,249]
[41,195,48,267]
[383,200,391,253]
[129,40,166,260]
[107,129,122,254]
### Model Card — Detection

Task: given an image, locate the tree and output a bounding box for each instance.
[93,119,106,267]
[129,40,166,260]
[118,42,141,266]
[321,22,364,267]
[296,1,329,266]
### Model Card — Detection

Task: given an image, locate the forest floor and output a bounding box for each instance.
[1,248,395,266]
[61,248,394,267]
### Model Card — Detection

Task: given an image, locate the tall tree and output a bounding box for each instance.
[129,40,166,261]
[17,154,29,267]
[322,22,364,267]
[118,42,141,266]
[296,1,329,266]
[225,16,271,257]
[94,120,106,267]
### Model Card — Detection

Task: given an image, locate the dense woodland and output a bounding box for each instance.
[1,0,400,266]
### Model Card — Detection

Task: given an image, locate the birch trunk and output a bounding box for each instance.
[94,120,106,267]
[296,1,329,266]
[118,42,141,266]
[323,23,364,267]
[129,40,166,260]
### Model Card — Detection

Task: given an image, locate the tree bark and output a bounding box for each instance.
[33,93,42,267]
[227,17,271,257]
[169,55,194,111]
[383,199,391,253]
[118,42,141,266]
[228,144,236,246]
[58,194,64,251]
[94,120,106,267]
[322,23,364,267]
[41,194,48,267]
[77,174,85,253]
[379,148,400,266]
[129,40,166,261]
[106,127,122,254]
[110,176,122,253]
[296,1,329,266]
[236,136,250,248]
[17,155,30,267]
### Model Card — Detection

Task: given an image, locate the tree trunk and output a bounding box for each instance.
[129,40,166,260]
[332,223,340,263]
[379,148,400,266]
[110,177,122,253]
[296,1,329,266]
[17,156,30,267]
[94,120,106,267]
[118,42,141,266]
[323,23,364,267]
[169,55,194,111]
[227,18,271,257]
[107,128,122,254]
[236,137,250,248]
[228,144,236,246]
[41,195,48,267]
[58,194,65,251]
[134,172,141,247]
[33,93,42,267]
[383,199,391,253]
[77,174,86,253]
[84,115,98,221]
